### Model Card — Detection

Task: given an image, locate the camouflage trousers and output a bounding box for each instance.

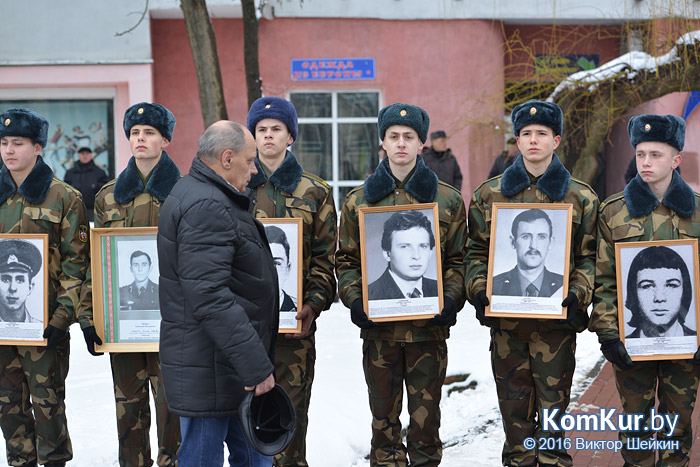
[273,334,316,467]
[0,337,71,466]
[362,338,447,467]
[110,352,180,467]
[612,359,699,467]
[490,328,576,467]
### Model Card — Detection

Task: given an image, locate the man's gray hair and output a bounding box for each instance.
[196,121,247,161]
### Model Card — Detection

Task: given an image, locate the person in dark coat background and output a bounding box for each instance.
[63,146,109,221]
[421,130,463,191]
[158,120,279,467]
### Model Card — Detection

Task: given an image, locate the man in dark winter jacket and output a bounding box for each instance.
[421,130,463,191]
[63,146,109,221]
[158,120,279,467]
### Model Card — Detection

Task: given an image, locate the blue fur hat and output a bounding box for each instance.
[123,102,176,142]
[378,103,430,143]
[628,114,685,151]
[247,97,298,143]
[511,100,563,137]
[0,108,49,147]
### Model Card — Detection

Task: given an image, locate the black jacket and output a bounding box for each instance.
[421,147,463,191]
[63,160,110,213]
[158,157,279,417]
[368,268,439,300]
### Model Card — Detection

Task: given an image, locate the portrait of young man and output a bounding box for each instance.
[264,225,298,314]
[367,209,438,301]
[590,113,700,465]
[491,208,564,298]
[0,239,43,324]
[119,250,159,311]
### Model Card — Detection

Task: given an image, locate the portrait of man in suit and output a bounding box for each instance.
[368,210,438,300]
[264,225,298,313]
[492,208,564,297]
[119,250,159,311]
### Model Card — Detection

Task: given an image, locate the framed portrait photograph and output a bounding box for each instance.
[359,203,443,322]
[485,203,573,319]
[0,234,49,346]
[616,239,700,361]
[260,219,303,333]
[91,227,161,352]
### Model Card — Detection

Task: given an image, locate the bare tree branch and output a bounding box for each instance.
[116,0,150,37]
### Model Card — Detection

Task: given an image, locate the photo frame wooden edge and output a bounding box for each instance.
[91,227,161,352]
[0,234,49,346]
[359,203,444,323]
[259,218,303,334]
[615,239,700,361]
[485,202,573,319]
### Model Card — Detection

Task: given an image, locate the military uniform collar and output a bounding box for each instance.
[364,155,438,203]
[248,150,303,193]
[500,154,571,201]
[624,170,695,218]
[113,151,180,204]
[0,156,54,205]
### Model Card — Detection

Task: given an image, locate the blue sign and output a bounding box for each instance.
[291,58,375,81]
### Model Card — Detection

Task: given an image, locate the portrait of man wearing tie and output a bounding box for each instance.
[492,208,564,298]
[119,250,159,310]
[368,210,439,301]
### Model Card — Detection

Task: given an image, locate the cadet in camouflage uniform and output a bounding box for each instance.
[589,114,700,466]
[465,100,598,467]
[77,103,181,467]
[245,96,337,466]
[0,108,90,467]
[336,103,466,466]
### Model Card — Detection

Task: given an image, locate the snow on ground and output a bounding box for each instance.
[0,302,603,466]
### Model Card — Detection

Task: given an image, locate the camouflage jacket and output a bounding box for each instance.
[0,156,89,331]
[76,152,180,329]
[336,155,467,342]
[465,154,598,334]
[589,171,700,342]
[249,151,337,324]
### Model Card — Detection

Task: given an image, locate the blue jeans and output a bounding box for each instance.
[179,416,273,467]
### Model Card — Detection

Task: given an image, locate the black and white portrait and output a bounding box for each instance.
[118,244,160,312]
[0,239,44,324]
[618,242,699,358]
[487,204,571,318]
[261,220,302,332]
[361,205,442,321]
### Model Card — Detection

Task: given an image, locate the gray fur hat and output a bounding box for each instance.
[0,108,49,147]
[628,114,685,151]
[123,102,176,142]
[378,103,430,143]
[511,100,563,137]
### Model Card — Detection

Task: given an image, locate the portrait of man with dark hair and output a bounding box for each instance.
[492,208,564,297]
[0,239,43,323]
[119,250,159,311]
[625,245,696,338]
[368,209,438,300]
[264,225,297,313]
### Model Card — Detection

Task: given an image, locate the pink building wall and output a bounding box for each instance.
[151,18,505,195]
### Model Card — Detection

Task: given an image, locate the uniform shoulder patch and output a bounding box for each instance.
[79,225,88,243]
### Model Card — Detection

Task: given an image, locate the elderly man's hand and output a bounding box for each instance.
[287,304,315,339]
[245,373,275,397]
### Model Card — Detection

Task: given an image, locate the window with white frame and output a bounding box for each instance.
[289,91,380,206]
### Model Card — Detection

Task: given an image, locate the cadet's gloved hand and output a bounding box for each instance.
[473,290,493,327]
[428,297,457,326]
[556,292,579,324]
[82,326,104,356]
[43,325,68,349]
[691,347,700,366]
[350,299,376,330]
[600,338,634,370]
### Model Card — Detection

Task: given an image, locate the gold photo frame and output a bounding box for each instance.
[91,227,160,352]
[260,218,303,333]
[359,203,444,322]
[485,203,573,319]
[615,239,700,361]
[0,234,49,346]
